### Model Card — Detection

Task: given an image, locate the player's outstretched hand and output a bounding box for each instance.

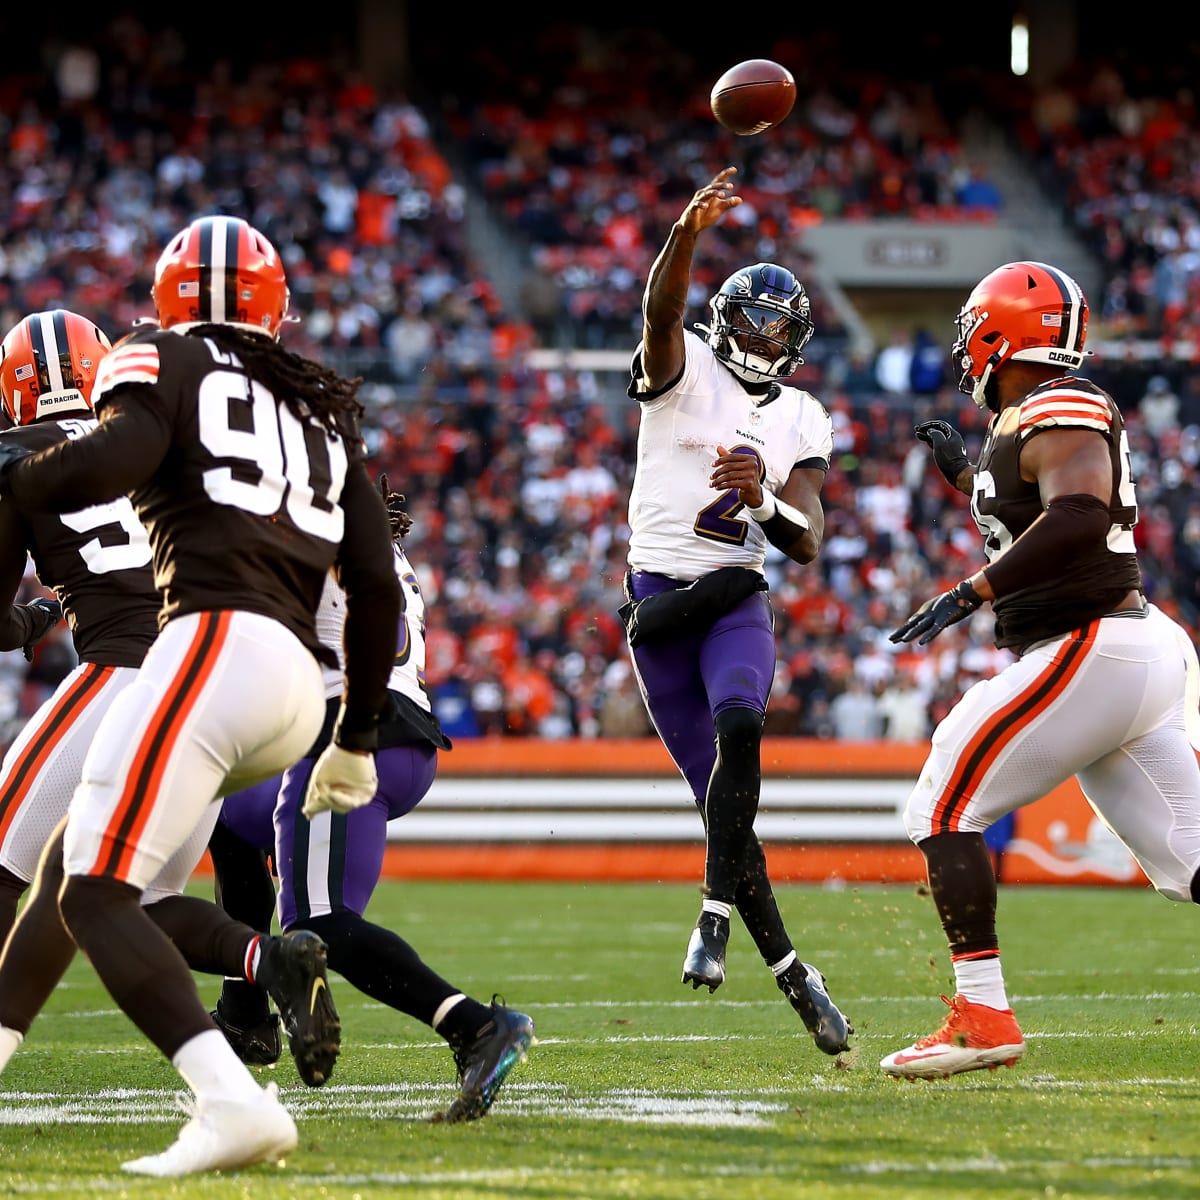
[890,580,984,646]
[302,744,378,819]
[680,167,742,235]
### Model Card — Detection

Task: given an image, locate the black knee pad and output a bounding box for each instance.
[1191,866,1200,906]
[714,705,763,742]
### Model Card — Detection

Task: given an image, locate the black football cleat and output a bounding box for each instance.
[259,930,341,1087]
[446,997,535,1123]
[778,960,853,1055]
[681,913,729,992]
[211,1004,283,1067]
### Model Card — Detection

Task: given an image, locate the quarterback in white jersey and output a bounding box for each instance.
[627,331,833,580]
[620,166,852,1059]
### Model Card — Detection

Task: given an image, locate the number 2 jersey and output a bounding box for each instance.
[0,419,158,667]
[626,332,833,582]
[971,374,1142,651]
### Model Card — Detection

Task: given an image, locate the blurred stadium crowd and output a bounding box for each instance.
[1,16,1199,746]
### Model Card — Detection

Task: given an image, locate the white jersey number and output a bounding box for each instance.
[57,418,153,574]
[970,469,1011,561]
[197,370,349,543]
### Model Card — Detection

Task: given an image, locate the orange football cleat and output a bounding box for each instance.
[880,993,1026,1079]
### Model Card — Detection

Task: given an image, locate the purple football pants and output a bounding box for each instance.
[219,743,438,929]
[627,570,776,801]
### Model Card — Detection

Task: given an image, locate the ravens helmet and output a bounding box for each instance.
[701,262,815,384]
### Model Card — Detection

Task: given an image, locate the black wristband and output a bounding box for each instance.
[761,510,809,553]
[332,704,380,752]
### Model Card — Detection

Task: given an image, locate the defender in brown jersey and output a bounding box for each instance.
[0,219,401,1177]
[879,261,1200,1080]
[0,309,396,1138]
[0,310,158,942]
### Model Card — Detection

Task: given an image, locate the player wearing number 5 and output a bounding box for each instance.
[0,310,158,946]
[0,217,400,1175]
[881,262,1200,1080]
[621,166,851,1056]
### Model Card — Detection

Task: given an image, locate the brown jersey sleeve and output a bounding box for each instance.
[333,460,402,748]
[6,398,172,514]
[0,497,41,651]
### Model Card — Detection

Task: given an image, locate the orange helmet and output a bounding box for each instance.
[0,309,112,426]
[151,216,290,338]
[952,261,1089,411]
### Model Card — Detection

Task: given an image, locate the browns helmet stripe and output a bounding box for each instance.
[194,218,241,326]
[49,311,72,393]
[1028,261,1086,357]
[26,311,72,397]
[197,219,214,323]
[220,218,240,323]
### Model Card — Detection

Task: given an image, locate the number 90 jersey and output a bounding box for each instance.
[971,375,1142,651]
[626,332,833,582]
[92,327,364,667]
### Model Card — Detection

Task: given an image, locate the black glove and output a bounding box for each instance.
[890,580,983,646]
[20,597,62,661]
[915,420,970,488]
[0,440,33,493]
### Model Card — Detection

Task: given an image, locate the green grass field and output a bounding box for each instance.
[1,877,1197,1199]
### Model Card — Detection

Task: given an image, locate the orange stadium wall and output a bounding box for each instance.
[366,738,1150,889]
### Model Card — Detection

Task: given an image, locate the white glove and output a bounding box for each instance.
[302,744,378,819]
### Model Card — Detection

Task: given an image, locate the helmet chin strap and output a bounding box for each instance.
[971,338,1009,411]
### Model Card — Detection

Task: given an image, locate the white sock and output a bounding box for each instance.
[173,1029,265,1105]
[953,956,1010,1010]
[0,1026,23,1073]
[431,993,466,1030]
[701,900,732,920]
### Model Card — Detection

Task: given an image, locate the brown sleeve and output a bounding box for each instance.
[982,493,1111,598]
[7,397,171,513]
[0,499,43,651]
[332,461,402,749]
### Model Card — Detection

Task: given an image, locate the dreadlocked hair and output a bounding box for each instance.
[190,325,364,441]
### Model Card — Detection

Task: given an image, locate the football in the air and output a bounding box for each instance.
[710,59,796,136]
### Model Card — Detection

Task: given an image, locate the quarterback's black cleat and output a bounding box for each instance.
[258,930,341,1087]
[778,960,853,1055]
[681,913,729,992]
[446,998,535,1123]
[210,1004,283,1067]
